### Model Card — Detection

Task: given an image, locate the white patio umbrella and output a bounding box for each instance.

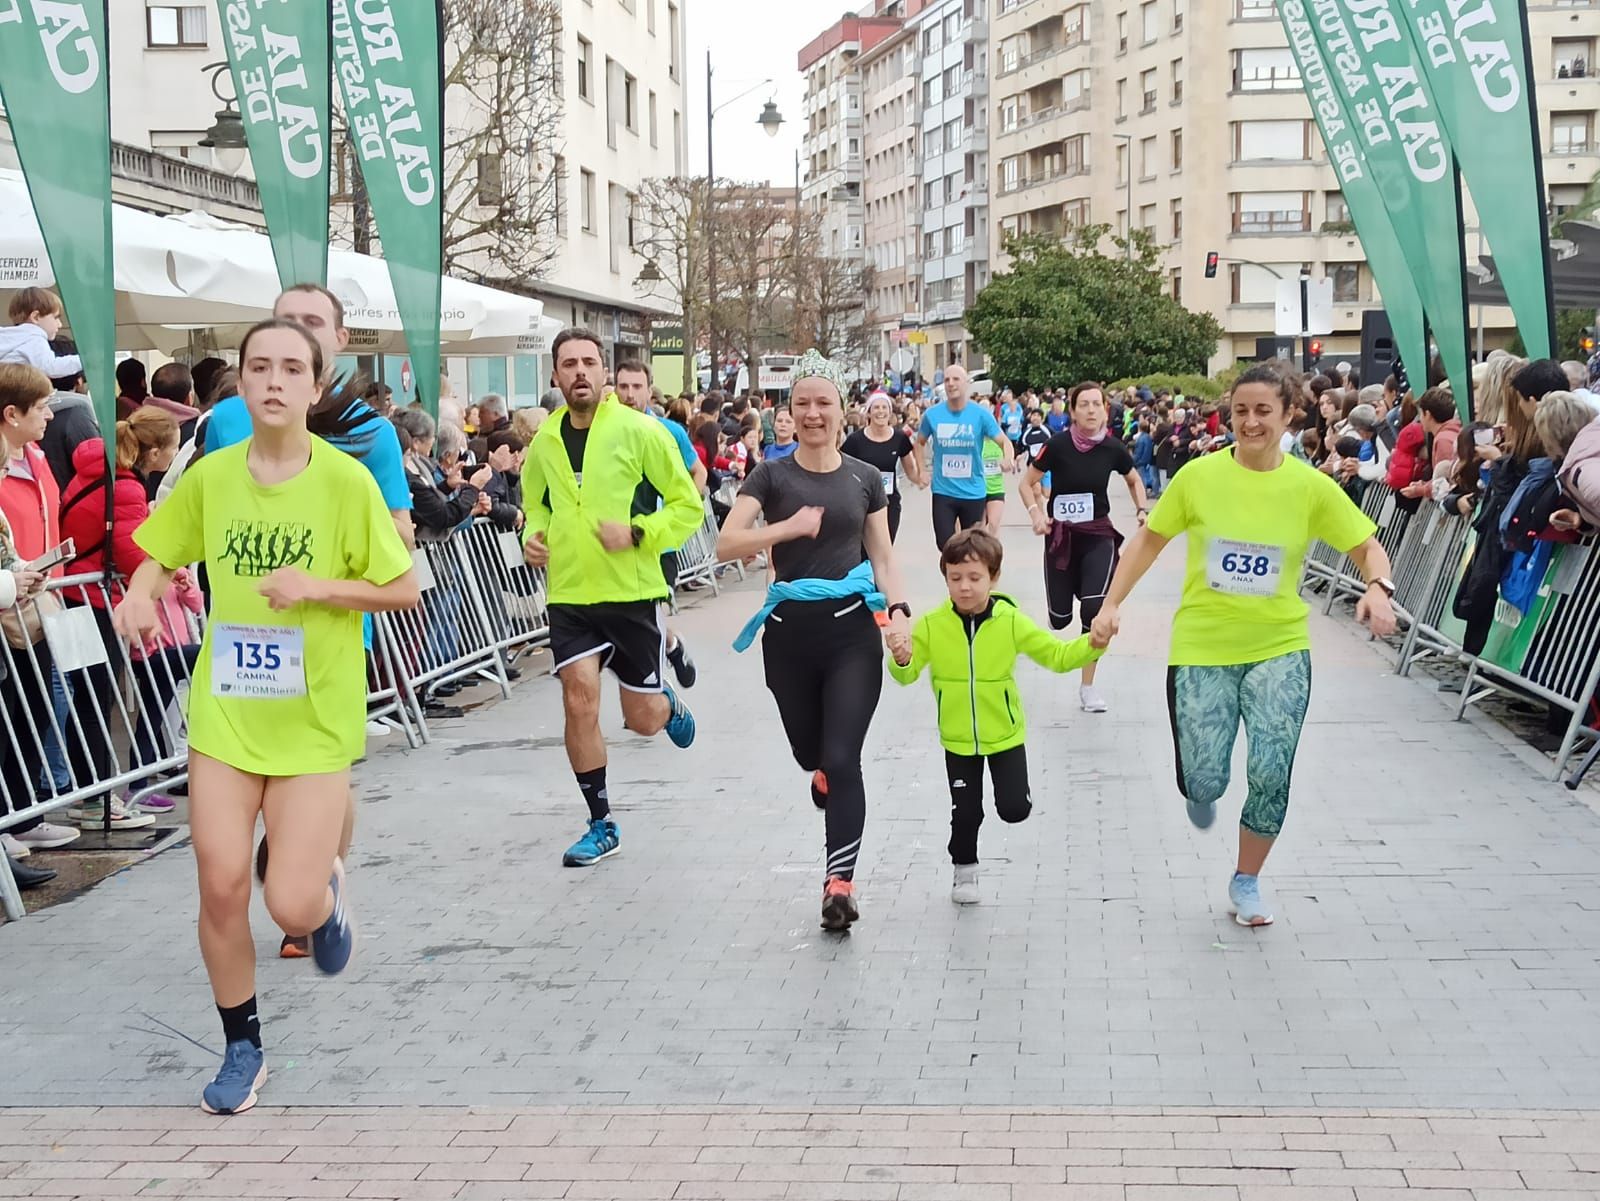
[0,170,269,339]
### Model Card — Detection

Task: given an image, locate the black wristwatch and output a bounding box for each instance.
[630,524,645,547]
[887,602,912,620]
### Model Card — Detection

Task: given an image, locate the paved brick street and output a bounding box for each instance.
[3,498,1599,1198]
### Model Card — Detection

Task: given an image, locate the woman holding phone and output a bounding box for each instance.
[113,319,418,1115]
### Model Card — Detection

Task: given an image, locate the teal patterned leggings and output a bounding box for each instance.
[1165,650,1311,838]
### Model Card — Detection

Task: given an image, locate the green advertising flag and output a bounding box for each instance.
[216,0,332,289]
[331,0,443,415]
[1306,0,1474,414]
[0,1,115,455]
[1395,0,1554,359]
[1279,1,1429,391]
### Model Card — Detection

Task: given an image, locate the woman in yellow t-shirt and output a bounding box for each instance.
[1091,363,1397,929]
[112,320,418,1115]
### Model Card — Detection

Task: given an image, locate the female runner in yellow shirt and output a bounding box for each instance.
[1092,362,1397,928]
[113,319,418,1114]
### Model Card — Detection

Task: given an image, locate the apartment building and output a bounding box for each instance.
[539,0,689,364]
[860,20,922,370]
[990,0,1600,370]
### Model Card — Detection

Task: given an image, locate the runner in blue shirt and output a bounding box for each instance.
[218,285,415,962]
[916,363,1013,549]
[998,389,1024,450]
[615,359,702,688]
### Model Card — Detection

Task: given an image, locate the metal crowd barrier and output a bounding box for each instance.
[667,498,747,602]
[1299,480,1600,786]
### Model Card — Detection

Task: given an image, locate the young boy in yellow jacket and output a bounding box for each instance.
[889,528,1106,904]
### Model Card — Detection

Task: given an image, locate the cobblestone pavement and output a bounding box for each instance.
[2,494,1599,1198]
[2,1106,1599,1199]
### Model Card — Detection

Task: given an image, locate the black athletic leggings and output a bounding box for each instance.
[946,744,1032,865]
[761,598,884,882]
[1045,535,1118,632]
[931,494,987,549]
[886,497,902,543]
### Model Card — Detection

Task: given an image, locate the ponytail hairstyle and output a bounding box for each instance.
[115,406,180,474]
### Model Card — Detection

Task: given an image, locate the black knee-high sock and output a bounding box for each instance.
[576,767,609,821]
[218,997,261,1049]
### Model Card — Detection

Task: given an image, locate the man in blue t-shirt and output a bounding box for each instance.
[998,388,1024,448]
[916,362,1014,549]
[615,360,702,689]
[221,284,415,961]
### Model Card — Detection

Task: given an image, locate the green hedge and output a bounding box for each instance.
[1106,372,1225,402]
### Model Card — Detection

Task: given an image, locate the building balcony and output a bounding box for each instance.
[110,141,262,219]
[996,31,1087,80]
[997,162,1089,197]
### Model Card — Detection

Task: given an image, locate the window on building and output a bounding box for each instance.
[1325,191,1350,226]
[946,171,961,199]
[1116,142,1129,186]
[1141,1,1158,43]
[624,72,638,132]
[649,91,658,146]
[1063,134,1087,172]
[1064,198,1090,229]
[944,65,961,94]
[924,78,941,108]
[1000,100,1019,132]
[608,183,624,273]
[1138,203,1155,237]
[945,225,962,254]
[1234,119,1310,162]
[1117,10,1128,53]
[1233,190,1309,233]
[1235,47,1300,91]
[1171,197,1183,240]
[1553,39,1594,78]
[1139,135,1155,178]
[925,231,940,259]
[1000,158,1019,192]
[673,109,683,171]
[577,37,593,101]
[926,127,943,158]
[1230,261,1303,304]
[1552,110,1594,153]
[477,154,503,207]
[1237,0,1277,14]
[945,11,960,39]
[1171,267,1182,301]
[147,5,206,47]
[1140,68,1156,113]
[1173,0,1186,31]
[945,118,961,149]
[553,156,568,236]
[1331,262,1360,302]
[581,169,596,232]
[1171,58,1184,103]
[647,0,656,33]
[1116,78,1127,119]
[668,2,680,78]
[1172,128,1183,171]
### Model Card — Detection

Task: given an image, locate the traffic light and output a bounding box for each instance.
[1582,326,1596,356]
[1304,338,1324,373]
[1204,250,1219,279]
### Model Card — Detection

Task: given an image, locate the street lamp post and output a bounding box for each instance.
[704,52,784,394]
[1113,132,1133,262]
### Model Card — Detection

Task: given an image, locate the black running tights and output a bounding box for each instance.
[946,744,1032,865]
[761,599,884,882]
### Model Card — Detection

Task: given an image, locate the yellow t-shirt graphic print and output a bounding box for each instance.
[1145,450,1376,667]
[135,438,413,776]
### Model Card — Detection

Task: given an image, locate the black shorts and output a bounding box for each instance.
[549,600,667,692]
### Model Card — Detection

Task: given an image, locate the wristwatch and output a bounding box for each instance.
[887,602,912,620]
[630,524,645,547]
[1369,576,1396,597]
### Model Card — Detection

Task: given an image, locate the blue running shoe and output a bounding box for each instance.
[563,818,620,867]
[1186,799,1217,830]
[663,685,696,748]
[1228,872,1274,928]
[201,1040,266,1115]
[311,858,356,975]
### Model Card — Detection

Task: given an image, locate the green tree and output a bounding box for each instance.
[1506,308,1598,360]
[966,227,1222,388]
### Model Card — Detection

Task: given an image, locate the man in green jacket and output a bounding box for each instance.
[889,528,1105,904]
[522,328,704,868]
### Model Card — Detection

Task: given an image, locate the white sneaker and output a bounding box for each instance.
[67,798,155,830]
[951,864,980,905]
[12,822,81,850]
[1079,685,1108,713]
[365,719,391,738]
[1,832,31,859]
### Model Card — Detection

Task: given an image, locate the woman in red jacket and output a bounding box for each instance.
[59,408,179,820]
